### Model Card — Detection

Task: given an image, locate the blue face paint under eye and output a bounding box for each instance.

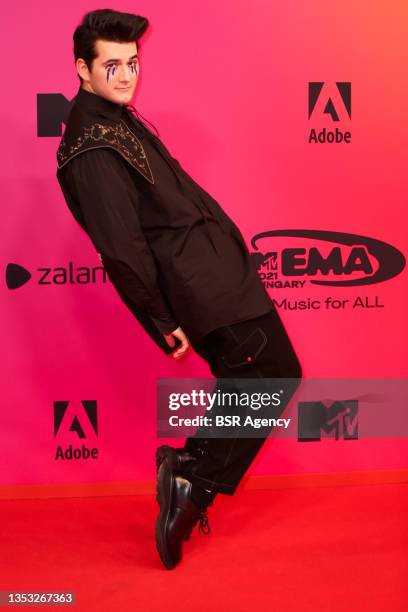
[105,65,117,82]
[105,63,136,83]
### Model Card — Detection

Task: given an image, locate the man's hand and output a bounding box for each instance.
[164,326,190,360]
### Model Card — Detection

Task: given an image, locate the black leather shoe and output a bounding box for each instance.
[155,444,196,474]
[155,458,211,570]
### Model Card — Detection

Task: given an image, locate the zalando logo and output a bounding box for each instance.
[250,230,405,287]
[6,262,106,289]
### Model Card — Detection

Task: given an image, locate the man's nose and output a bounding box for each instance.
[118,64,133,81]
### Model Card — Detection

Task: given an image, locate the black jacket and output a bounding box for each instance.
[56,87,273,353]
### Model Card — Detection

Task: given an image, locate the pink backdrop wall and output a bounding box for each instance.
[1,1,407,490]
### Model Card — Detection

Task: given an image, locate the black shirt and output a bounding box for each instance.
[57,87,273,344]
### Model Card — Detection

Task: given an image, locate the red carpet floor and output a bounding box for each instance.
[1,482,407,611]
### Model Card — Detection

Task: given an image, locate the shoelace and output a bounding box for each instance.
[196,509,211,535]
[184,500,213,541]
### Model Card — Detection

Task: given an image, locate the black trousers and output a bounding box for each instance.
[181,306,302,495]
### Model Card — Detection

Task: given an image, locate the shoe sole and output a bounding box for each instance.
[155,458,177,570]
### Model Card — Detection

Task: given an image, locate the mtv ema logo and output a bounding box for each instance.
[298,399,358,442]
[54,400,99,460]
[308,81,351,143]
[250,230,405,289]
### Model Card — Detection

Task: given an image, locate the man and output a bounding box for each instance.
[56,9,302,570]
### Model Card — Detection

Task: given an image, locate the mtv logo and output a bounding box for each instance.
[298,399,358,441]
[37,93,73,137]
[250,251,277,271]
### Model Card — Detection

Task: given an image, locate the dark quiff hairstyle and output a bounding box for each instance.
[73,9,159,136]
[73,9,149,84]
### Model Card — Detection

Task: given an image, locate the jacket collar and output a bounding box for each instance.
[74,86,125,121]
[57,86,155,184]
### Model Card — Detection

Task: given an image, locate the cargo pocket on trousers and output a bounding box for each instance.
[220,327,268,368]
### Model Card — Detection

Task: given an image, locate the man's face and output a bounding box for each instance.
[77,39,140,105]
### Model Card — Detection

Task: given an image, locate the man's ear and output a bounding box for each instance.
[76,58,91,82]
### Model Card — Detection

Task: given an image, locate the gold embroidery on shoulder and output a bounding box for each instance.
[56,121,154,184]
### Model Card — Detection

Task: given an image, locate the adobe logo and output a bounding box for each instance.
[308,81,352,143]
[54,399,99,461]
